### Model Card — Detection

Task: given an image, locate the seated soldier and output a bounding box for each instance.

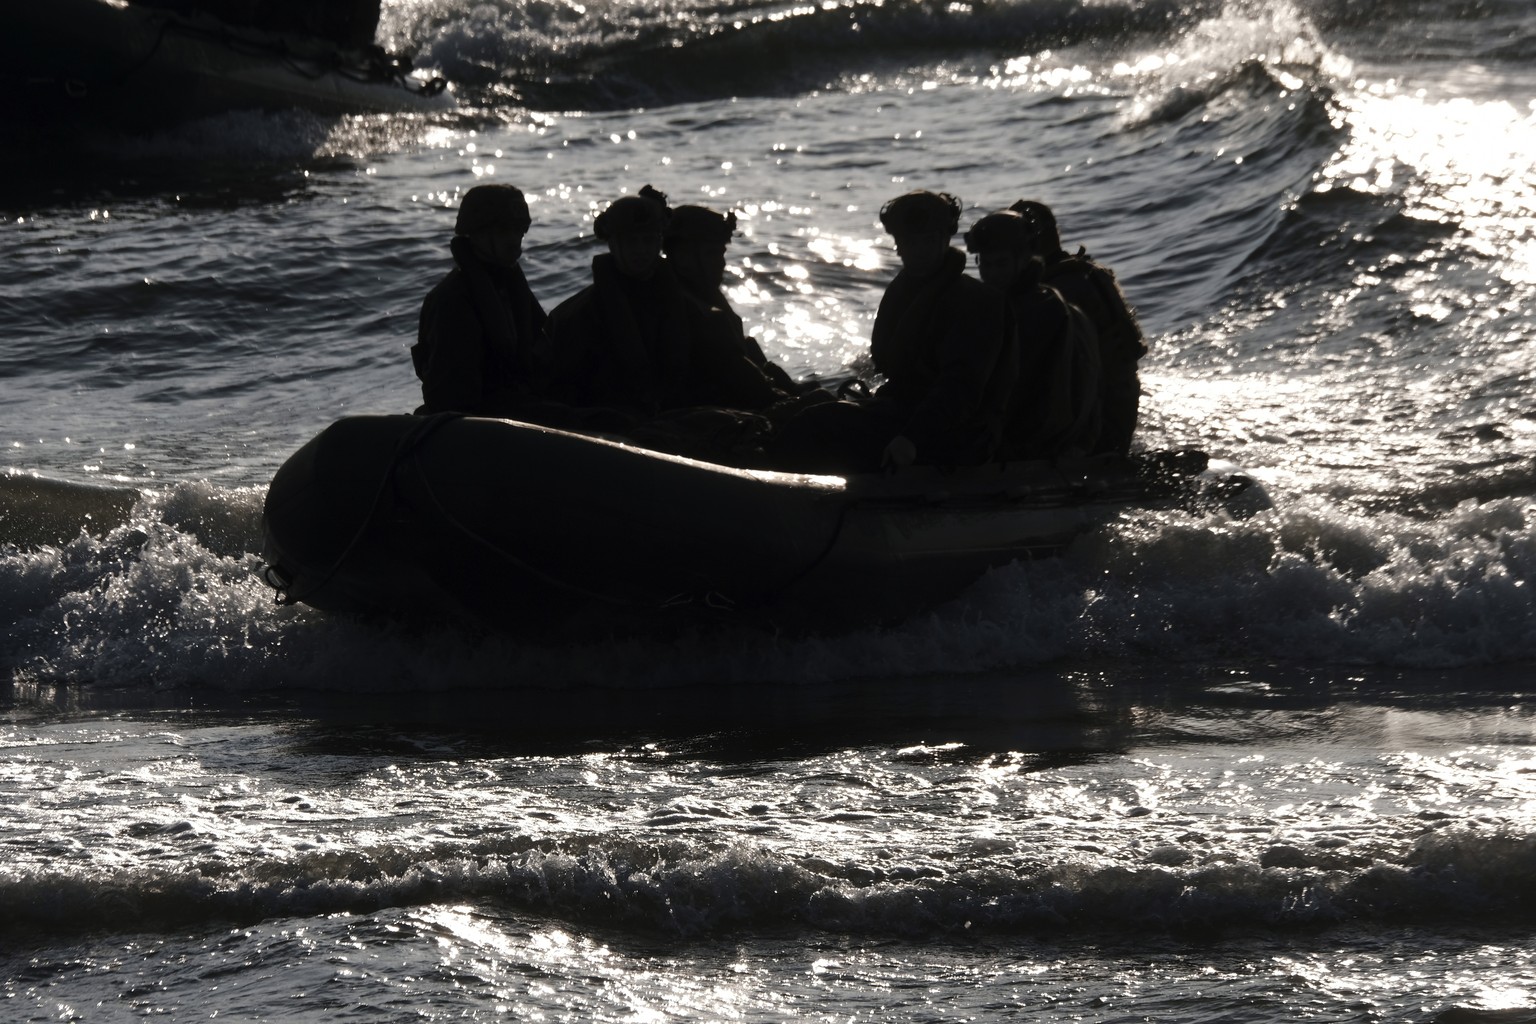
[868,190,1013,469]
[662,205,802,394]
[964,210,1101,459]
[769,190,1011,473]
[412,183,549,419]
[546,186,784,418]
[1010,199,1147,455]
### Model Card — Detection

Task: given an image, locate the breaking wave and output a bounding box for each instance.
[3,464,1533,707]
[5,819,1535,938]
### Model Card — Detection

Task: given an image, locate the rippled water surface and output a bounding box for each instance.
[3,0,1535,1019]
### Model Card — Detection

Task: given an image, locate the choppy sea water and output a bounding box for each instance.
[2,0,1535,1020]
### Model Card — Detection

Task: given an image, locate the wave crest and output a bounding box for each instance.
[404,0,1226,109]
[6,822,1534,938]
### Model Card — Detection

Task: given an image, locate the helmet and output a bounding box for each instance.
[594,184,670,240]
[1008,199,1062,253]
[455,184,531,235]
[963,210,1033,253]
[879,190,961,236]
[665,205,737,247]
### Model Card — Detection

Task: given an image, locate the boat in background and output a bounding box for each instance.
[1,0,452,129]
[259,414,1270,634]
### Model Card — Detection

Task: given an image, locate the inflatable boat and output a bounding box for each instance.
[1,0,451,128]
[258,414,1270,632]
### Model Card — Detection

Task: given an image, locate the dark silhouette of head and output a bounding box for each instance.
[880,191,962,276]
[1008,199,1063,255]
[879,190,962,237]
[594,185,670,241]
[455,184,531,237]
[595,185,670,279]
[963,210,1032,254]
[455,184,532,268]
[963,209,1042,288]
[665,206,737,248]
[664,205,738,292]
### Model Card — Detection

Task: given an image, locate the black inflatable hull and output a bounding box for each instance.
[1,0,451,128]
[260,415,1267,631]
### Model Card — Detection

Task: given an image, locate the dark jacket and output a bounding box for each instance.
[413,237,548,417]
[546,254,782,415]
[1000,281,1101,460]
[870,247,1011,465]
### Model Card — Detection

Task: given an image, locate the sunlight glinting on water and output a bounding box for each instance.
[1322,82,1536,286]
[503,915,761,1022]
[801,230,884,274]
[718,226,884,364]
[1281,946,1536,1014]
[1142,372,1345,481]
[980,53,1099,94]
